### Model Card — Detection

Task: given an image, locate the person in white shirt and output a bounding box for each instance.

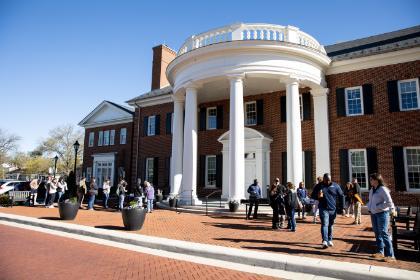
[102,178,111,209]
[46,178,57,208]
[56,177,67,202]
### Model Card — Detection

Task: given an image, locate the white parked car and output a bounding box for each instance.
[0,180,25,195]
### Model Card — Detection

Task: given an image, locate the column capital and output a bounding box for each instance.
[172,94,185,103]
[183,81,200,91]
[311,87,330,97]
[280,76,300,86]
[227,73,245,82]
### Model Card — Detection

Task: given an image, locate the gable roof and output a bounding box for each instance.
[78,100,134,128]
[325,25,420,61]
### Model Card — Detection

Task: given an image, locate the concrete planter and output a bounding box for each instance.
[122,208,147,231]
[58,200,79,220]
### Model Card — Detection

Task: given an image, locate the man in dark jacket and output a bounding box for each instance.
[312,173,344,248]
[247,179,261,219]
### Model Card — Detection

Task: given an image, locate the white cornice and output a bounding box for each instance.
[133,94,173,107]
[81,118,133,129]
[326,47,420,75]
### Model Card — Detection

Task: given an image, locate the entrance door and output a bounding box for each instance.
[95,161,113,188]
[244,153,257,198]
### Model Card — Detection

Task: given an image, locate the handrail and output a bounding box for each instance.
[174,190,194,212]
[205,190,222,216]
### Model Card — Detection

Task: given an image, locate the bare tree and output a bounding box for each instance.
[36,124,84,174]
[0,128,20,163]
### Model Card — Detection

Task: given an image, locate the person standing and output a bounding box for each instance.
[117,178,127,211]
[312,173,344,248]
[87,177,98,210]
[133,178,144,207]
[77,177,87,209]
[285,182,299,232]
[297,182,309,219]
[367,173,397,262]
[43,176,52,206]
[145,181,155,213]
[46,178,57,208]
[56,177,67,202]
[352,178,363,225]
[269,178,283,229]
[311,176,323,224]
[343,182,355,218]
[30,178,39,206]
[247,179,262,219]
[102,178,111,209]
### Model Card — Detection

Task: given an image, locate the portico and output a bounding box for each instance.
[167,23,331,205]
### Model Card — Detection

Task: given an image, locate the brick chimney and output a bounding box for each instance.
[151,44,176,90]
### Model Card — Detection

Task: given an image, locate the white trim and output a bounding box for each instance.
[348,149,369,190]
[345,86,364,116]
[205,155,217,188]
[404,146,420,193]
[98,131,103,146]
[78,100,133,127]
[327,47,420,75]
[299,94,303,121]
[244,101,257,126]
[120,128,127,145]
[110,130,115,145]
[103,130,110,146]
[206,107,217,130]
[147,116,156,136]
[398,78,420,111]
[145,157,154,183]
[88,132,94,147]
[82,119,133,129]
[132,95,173,108]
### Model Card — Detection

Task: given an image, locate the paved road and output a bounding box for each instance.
[0,224,277,280]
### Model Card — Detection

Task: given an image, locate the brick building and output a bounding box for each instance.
[81,24,420,205]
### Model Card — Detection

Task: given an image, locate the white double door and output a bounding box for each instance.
[244,153,257,199]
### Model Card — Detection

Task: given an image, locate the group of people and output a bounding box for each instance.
[29,176,68,208]
[77,177,155,213]
[248,172,397,262]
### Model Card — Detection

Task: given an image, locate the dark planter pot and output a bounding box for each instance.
[58,201,79,220]
[229,201,240,212]
[156,194,163,203]
[168,198,177,208]
[122,208,147,231]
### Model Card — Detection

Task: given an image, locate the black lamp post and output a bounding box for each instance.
[53,155,59,178]
[73,141,80,196]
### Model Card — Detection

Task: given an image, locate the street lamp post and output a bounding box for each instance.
[53,155,59,178]
[73,140,80,196]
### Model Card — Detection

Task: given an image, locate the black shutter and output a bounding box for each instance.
[216,154,223,188]
[216,105,223,129]
[143,158,147,181]
[199,107,206,131]
[143,116,148,136]
[256,99,264,125]
[339,149,349,187]
[153,157,159,187]
[362,84,374,115]
[302,93,312,120]
[199,155,206,187]
[165,157,171,191]
[166,112,172,135]
[281,152,287,185]
[304,151,313,187]
[155,115,160,135]
[392,146,406,191]
[366,147,378,188]
[280,96,286,122]
[387,80,400,112]
[336,88,346,117]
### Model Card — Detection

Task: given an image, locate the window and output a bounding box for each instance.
[207,107,217,130]
[88,132,94,147]
[98,131,103,146]
[120,128,127,144]
[345,86,364,116]
[103,130,110,146]
[349,149,368,189]
[145,158,154,183]
[299,95,303,121]
[245,101,257,125]
[110,130,115,145]
[205,155,216,187]
[404,147,420,191]
[147,116,156,136]
[86,167,92,182]
[398,79,419,111]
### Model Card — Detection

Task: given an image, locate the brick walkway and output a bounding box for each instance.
[1,206,419,272]
[0,224,276,280]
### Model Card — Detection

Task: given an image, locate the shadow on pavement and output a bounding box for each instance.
[94,225,125,231]
[203,222,268,231]
[39,217,61,220]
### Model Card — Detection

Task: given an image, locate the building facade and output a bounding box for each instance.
[81,23,420,206]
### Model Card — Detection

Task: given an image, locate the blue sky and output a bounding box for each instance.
[0,0,419,152]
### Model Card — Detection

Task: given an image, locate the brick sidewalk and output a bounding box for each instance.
[1,206,419,272]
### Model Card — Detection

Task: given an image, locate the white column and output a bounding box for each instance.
[265,150,271,198]
[286,79,303,187]
[169,97,184,199]
[221,149,230,200]
[311,88,331,176]
[228,75,245,202]
[180,86,201,205]
[255,148,264,193]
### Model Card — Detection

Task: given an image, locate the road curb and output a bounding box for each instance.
[0,212,418,280]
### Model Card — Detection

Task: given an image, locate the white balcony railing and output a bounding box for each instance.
[177,23,326,56]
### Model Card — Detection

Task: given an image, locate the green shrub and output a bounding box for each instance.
[0,194,11,206]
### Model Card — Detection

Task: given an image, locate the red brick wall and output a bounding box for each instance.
[326,60,420,205]
[151,45,176,90]
[82,122,133,188]
[131,103,173,195]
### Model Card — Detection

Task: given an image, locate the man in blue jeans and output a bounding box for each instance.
[312,173,344,248]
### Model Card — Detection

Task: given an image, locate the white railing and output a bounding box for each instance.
[177,23,326,56]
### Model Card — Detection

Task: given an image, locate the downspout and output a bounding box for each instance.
[135,102,141,184]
